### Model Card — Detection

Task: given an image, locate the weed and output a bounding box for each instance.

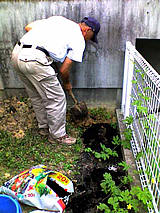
[97,172,153,213]
[90,108,112,120]
[85,143,118,161]
[118,161,130,171]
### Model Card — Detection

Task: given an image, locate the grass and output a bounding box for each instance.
[0,128,82,177]
[0,127,84,212]
[0,127,83,212]
[0,96,116,212]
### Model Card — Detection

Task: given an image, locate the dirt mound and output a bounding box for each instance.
[66,123,126,213]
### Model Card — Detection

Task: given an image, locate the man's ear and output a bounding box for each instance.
[83,26,91,35]
[82,27,88,37]
[86,26,92,32]
[79,23,91,38]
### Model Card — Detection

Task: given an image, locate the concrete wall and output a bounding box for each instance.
[0,0,160,107]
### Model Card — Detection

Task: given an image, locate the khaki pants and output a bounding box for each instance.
[11,44,66,138]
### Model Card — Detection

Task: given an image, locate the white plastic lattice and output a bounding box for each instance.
[122,41,160,213]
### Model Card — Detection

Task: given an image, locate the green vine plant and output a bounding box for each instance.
[97,172,153,213]
[85,143,118,161]
[84,131,132,162]
[120,115,133,149]
[84,122,153,212]
[94,140,153,213]
[131,66,159,189]
[97,159,153,213]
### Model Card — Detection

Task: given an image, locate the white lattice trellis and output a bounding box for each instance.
[122,41,160,213]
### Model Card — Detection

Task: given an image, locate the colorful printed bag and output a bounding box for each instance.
[0,165,74,213]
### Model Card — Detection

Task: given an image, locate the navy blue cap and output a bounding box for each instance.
[81,17,100,43]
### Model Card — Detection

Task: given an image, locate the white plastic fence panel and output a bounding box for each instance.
[122,42,134,117]
[122,41,160,213]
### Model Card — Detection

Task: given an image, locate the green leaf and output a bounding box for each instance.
[108,197,119,209]
[132,80,137,84]
[112,136,121,145]
[136,151,143,160]
[85,147,92,153]
[97,203,111,213]
[94,152,102,159]
[118,161,130,171]
[123,116,133,125]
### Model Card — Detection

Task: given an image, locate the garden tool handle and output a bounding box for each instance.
[68,90,78,105]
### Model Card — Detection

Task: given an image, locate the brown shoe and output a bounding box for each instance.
[48,134,76,145]
[39,128,49,136]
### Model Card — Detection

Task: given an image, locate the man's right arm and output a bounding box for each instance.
[59,57,73,93]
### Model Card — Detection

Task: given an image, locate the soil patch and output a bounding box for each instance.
[66,123,127,213]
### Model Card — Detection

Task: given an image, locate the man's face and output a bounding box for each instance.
[85,27,94,41]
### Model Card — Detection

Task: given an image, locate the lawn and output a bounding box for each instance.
[0,96,116,212]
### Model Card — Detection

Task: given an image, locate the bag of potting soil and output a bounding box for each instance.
[0,165,74,213]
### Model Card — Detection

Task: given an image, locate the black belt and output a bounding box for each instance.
[18,41,50,57]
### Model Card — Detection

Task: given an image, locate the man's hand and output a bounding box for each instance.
[63,82,72,92]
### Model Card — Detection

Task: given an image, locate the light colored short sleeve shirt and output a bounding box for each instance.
[20,16,85,63]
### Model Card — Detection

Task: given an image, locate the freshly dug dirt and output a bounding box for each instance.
[70,101,88,122]
[66,123,127,213]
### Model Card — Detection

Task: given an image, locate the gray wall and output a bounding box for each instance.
[0,0,160,107]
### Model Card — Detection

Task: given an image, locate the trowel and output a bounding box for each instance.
[68,90,88,121]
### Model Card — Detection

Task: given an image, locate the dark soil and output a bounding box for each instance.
[66,123,128,213]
